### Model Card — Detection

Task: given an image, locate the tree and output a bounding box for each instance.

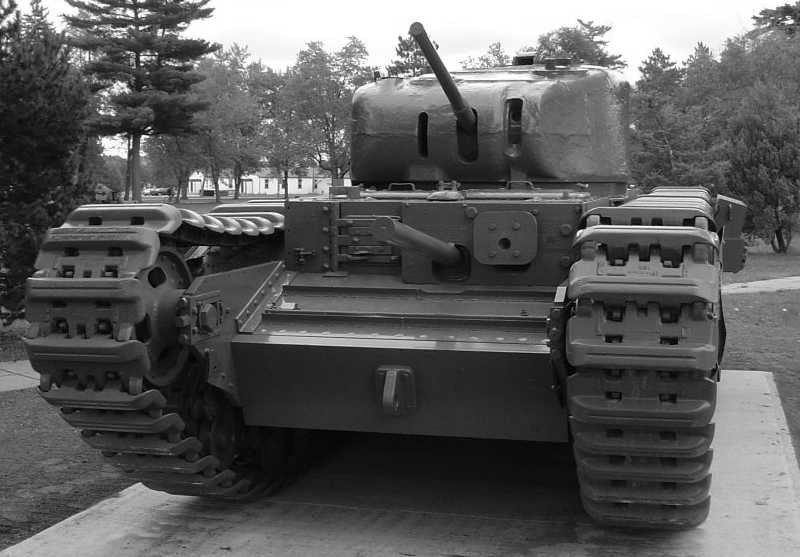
[630,48,684,188]
[64,0,217,201]
[0,0,91,309]
[289,37,373,179]
[461,42,510,69]
[224,46,264,199]
[522,19,626,69]
[0,0,16,51]
[144,134,201,199]
[752,2,800,36]
[671,44,729,189]
[98,154,128,194]
[727,81,800,252]
[249,64,313,197]
[387,33,436,76]
[191,48,262,202]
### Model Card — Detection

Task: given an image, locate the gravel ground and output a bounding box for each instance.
[0,389,133,550]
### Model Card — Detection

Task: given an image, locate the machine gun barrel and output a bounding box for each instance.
[371,217,462,266]
[409,21,477,132]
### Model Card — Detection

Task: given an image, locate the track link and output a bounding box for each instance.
[24,203,284,497]
[563,187,723,528]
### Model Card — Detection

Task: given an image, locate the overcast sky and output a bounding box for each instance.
[23,0,775,83]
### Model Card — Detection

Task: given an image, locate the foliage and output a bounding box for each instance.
[0,0,91,309]
[630,48,684,188]
[387,33,436,77]
[708,33,800,251]
[629,16,800,252]
[191,46,262,201]
[461,42,509,69]
[752,2,800,36]
[522,19,625,69]
[0,0,16,53]
[726,82,800,252]
[288,37,374,179]
[144,135,202,199]
[64,0,217,201]
[631,44,729,191]
[98,155,128,193]
[249,63,313,195]
[217,45,263,199]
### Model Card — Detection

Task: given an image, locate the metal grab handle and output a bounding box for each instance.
[382,368,401,415]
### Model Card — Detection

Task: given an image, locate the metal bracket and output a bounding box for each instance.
[715,194,748,273]
[375,366,416,416]
[547,284,571,407]
[176,290,224,347]
[473,210,538,265]
[293,247,315,265]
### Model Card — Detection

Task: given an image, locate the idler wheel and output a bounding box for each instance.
[135,249,192,387]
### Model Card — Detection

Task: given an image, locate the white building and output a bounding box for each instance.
[187,169,349,198]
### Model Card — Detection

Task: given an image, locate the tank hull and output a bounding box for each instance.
[232,274,565,441]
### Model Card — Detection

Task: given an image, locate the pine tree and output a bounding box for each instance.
[752,2,800,36]
[630,49,683,188]
[727,82,800,252]
[0,0,16,53]
[387,33,437,76]
[523,19,626,69]
[0,0,91,309]
[461,42,510,69]
[64,0,217,201]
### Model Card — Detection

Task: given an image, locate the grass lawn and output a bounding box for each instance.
[724,251,800,284]
[722,288,800,457]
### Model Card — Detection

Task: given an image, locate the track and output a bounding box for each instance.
[23,203,287,497]
[558,187,724,527]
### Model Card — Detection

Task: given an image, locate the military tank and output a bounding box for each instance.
[24,22,747,528]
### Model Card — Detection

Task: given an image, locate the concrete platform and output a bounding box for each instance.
[4,370,799,557]
[722,276,800,294]
[0,361,37,392]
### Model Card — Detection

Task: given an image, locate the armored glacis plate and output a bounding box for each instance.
[472,211,538,265]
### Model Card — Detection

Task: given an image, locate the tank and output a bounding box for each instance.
[23,23,748,528]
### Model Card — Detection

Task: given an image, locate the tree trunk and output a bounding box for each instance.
[124,136,132,201]
[283,169,289,202]
[130,133,142,202]
[70,134,89,189]
[178,170,189,200]
[233,162,242,200]
[771,226,791,253]
[211,166,221,204]
[327,141,339,179]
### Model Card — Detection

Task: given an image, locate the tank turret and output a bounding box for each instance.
[350,26,631,188]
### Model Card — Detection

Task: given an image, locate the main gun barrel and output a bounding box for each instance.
[409,22,477,132]
[371,216,462,266]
